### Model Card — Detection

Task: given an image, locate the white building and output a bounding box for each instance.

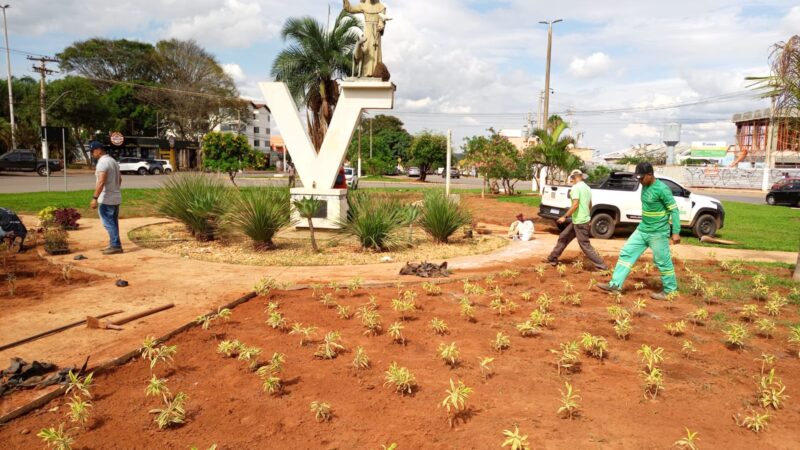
[216,101,271,155]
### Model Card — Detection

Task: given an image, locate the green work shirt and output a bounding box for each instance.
[638,179,681,235]
[570,181,592,225]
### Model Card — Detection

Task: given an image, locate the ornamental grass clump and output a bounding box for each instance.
[338,191,409,251]
[417,191,471,244]
[156,173,229,241]
[224,187,290,250]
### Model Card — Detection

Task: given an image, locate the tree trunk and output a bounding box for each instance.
[228,172,238,187]
[794,242,800,281]
[420,167,427,182]
[307,217,319,253]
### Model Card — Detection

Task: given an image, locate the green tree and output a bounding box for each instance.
[408,131,447,182]
[202,132,263,187]
[57,38,159,83]
[271,11,361,151]
[293,197,324,252]
[462,129,529,195]
[347,114,411,174]
[47,76,114,161]
[748,35,800,281]
[529,120,582,184]
[0,77,42,153]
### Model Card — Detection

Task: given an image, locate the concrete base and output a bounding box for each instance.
[291,188,349,230]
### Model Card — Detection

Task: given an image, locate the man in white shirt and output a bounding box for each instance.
[89,141,123,255]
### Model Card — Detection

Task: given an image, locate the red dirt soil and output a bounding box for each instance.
[1,259,799,449]
[0,249,101,305]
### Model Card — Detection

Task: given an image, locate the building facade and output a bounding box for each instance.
[216,101,273,164]
[732,108,800,168]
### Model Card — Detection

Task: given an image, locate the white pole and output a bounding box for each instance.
[762,98,776,192]
[446,129,452,196]
[62,128,67,192]
[2,6,15,150]
[44,127,50,192]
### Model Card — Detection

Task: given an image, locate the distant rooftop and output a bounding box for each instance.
[732,108,799,122]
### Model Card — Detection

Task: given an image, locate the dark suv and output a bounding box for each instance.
[0,149,62,176]
[766,180,800,207]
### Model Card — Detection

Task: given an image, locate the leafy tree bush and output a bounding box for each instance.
[418,191,471,244]
[225,187,291,250]
[202,132,263,186]
[462,129,531,195]
[529,120,583,184]
[156,173,230,241]
[347,115,412,174]
[586,165,612,184]
[408,131,447,182]
[339,192,409,251]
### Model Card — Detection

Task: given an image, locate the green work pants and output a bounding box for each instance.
[609,229,678,293]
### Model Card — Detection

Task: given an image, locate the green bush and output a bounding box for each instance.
[156,173,230,241]
[225,187,291,250]
[418,191,471,243]
[339,192,409,251]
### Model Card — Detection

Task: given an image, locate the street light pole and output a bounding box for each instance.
[1,5,15,149]
[539,19,562,129]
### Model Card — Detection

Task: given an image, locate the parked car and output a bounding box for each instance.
[771,177,800,190]
[344,166,359,189]
[155,159,174,174]
[436,167,445,176]
[145,159,165,175]
[539,172,725,239]
[440,168,461,179]
[407,167,421,177]
[0,149,62,177]
[118,157,151,175]
[766,180,800,206]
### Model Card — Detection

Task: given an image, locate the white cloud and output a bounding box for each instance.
[568,52,611,78]
[621,124,660,139]
[221,63,246,83]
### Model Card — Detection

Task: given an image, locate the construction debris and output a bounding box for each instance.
[0,357,86,397]
[399,261,450,278]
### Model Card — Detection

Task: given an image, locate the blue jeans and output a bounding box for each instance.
[98,204,121,249]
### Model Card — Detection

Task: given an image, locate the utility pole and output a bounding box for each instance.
[1,5,15,149]
[537,90,544,129]
[28,55,58,190]
[369,118,373,159]
[357,122,362,178]
[539,19,562,128]
[762,97,777,192]
[445,129,452,197]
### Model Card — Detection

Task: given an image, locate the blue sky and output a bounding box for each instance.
[6,0,800,153]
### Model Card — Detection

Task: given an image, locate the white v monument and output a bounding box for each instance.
[260,0,394,229]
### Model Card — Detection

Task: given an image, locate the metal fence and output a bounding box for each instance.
[683,167,800,189]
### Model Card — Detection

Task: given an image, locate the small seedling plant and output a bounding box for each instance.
[520,291,532,302]
[758,368,788,409]
[441,378,473,427]
[145,375,171,400]
[37,423,74,450]
[631,298,647,316]
[310,401,333,422]
[673,427,700,450]
[536,293,552,311]
[422,281,442,296]
[757,353,776,375]
[388,321,406,345]
[430,317,449,335]
[557,382,581,419]
[788,325,800,357]
[315,331,345,359]
[352,346,370,369]
[478,356,494,380]
[346,277,363,293]
[144,343,177,371]
[529,309,554,328]
[755,318,776,338]
[65,395,92,429]
[637,345,665,372]
[65,371,93,399]
[736,410,770,433]
[289,323,317,346]
[359,308,383,336]
[460,298,476,322]
[740,304,759,322]
[688,308,708,324]
[153,392,188,429]
[266,311,288,330]
[550,341,580,374]
[681,340,697,358]
[580,333,608,360]
[438,342,460,366]
[216,339,244,357]
[238,346,263,371]
[254,277,279,296]
[664,320,687,336]
[641,366,665,400]
[724,323,749,348]
[336,304,352,320]
[493,332,511,353]
[515,320,540,337]
[614,317,632,340]
[391,296,417,320]
[319,292,336,308]
[384,362,417,395]
[556,264,567,277]
[501,426,530,450]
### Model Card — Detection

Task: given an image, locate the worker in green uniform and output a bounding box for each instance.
[597,162,681,300]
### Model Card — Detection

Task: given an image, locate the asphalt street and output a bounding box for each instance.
[0,171,772,205]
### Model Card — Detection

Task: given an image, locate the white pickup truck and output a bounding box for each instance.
[538,172,725,239]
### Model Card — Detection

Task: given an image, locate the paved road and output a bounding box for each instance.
[0,172,775,206]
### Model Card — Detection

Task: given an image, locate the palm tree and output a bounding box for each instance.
[748,35,800,281]
[293,196,324,252]
[271,11,362,151]
[530,120,582,184]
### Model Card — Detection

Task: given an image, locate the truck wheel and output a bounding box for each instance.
[137,167,148,175]
[164,168,172,175]
[590,213,615,239]
[37,165,48,177]
[692,214,718,238]
[766,195,776,205]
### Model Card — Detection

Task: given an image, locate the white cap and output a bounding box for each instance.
[569,169,586,179]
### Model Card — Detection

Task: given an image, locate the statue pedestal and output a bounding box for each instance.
[291,188,348,230]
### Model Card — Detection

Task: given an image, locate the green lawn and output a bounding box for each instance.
[498,195,798,253]
[682,201,800,252]
[0,189,159,218]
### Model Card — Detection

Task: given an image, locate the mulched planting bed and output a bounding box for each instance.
[2,258,799,449]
